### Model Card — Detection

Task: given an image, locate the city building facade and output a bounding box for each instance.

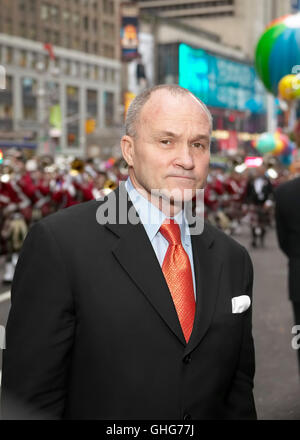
[0,0,122,158]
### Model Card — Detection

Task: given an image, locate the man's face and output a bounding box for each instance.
[122,90,211,205]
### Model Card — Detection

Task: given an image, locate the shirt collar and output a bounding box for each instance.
[125,176,190,245]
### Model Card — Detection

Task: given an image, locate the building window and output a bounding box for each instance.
[83,16,89,31]
[65,60,71,75]
[86,89,98,127]
[20,22,27,37]
[28,28,37,40]
[41,4,49,20]
[73,13,80,25]
[66,85,79,148]
[0,74,13,128]
[5,47,13,65]
[29,0,36,13]
[103,22,115,39]
[6,18,13,34]
[70,62,79,77]
[73,37,80,50]
[50,6,59,18]
[30,52,38,69]
[103,44,114,58]
[104,91,114,127]
[63,10,70,22]
[19,0,26,11]
[103,0,109,14]
[44,28,51,43]
[81,64,88,78]
[103,67,108,82]
[46,81,59,104]
[94,66,99,80]
[19,50,27,68]
[93,42,98,54]
[22,77,37,121]
[6,75,13,92]
[63,34,71,48]
[53,31,60,45]
[84,40,89,53]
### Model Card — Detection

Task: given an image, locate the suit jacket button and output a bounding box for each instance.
[183,413,192,420]
[183,354,192,364]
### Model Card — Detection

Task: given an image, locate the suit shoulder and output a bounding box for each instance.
[204,221,248,256]
[274,177,300,198]
[38,200,100,231]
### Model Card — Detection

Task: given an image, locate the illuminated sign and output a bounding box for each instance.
[245,156,264,167]
[121,3,139,61]
[179,43,266,113]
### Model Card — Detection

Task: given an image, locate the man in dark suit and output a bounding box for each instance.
[1,85,256,420]
[245,166,273,248]
[274,176,300,373]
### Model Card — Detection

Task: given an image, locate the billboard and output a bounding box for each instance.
[179,43,266,114]
[120,3,139,62]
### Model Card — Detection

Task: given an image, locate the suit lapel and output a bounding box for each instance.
[101,185,223,352]
[103,185,186,346]
[184,226,223,356]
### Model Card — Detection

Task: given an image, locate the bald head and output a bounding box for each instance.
[125,84,213,139]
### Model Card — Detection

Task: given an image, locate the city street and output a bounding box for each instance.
[0,226,299,420]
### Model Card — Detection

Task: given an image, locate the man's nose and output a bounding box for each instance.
[175,144,194,169]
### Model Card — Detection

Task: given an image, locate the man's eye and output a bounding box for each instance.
[161,139,171,145]
[193,142,206,149]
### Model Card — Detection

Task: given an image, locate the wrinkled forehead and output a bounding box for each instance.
[140,90,211,129]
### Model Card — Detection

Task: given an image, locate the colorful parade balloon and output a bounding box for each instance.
[255,13,300,95]
[280,154,293,165]
[278,74,300,100]
[255,130,291,156]
[273,130,289,155]
[256,132,276,154]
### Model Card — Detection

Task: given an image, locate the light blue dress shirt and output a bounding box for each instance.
[125,177,197,299]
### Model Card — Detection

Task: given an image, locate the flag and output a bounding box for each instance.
[44,43,55,60]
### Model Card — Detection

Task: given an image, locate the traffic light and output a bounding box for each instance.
[85,119,96,134]
[0,149,3,164]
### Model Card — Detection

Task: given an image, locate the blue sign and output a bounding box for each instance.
[179,43,266,113]
[291,0,300,12]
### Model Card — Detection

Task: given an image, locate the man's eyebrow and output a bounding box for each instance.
[154,130,180,137]
[190,134,210,143]
[153,131,210,141]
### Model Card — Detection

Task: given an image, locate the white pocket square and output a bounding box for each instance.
[231,295,251,314]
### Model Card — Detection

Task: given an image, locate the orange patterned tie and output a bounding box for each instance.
[159,219,195,343]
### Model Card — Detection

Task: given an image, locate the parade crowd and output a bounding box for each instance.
[0,148,292,285]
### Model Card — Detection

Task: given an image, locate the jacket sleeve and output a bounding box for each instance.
[1,220,75,420]
[225,247,257,420]
[274,191,289,256]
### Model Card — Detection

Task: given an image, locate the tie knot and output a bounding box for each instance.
[159,219,182,245]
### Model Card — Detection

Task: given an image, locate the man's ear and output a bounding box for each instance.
[120,135,134,167]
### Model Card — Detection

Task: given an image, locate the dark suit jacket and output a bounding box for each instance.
[245,176,273,205]
[274,177,300,302]
[1,184,256,420]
